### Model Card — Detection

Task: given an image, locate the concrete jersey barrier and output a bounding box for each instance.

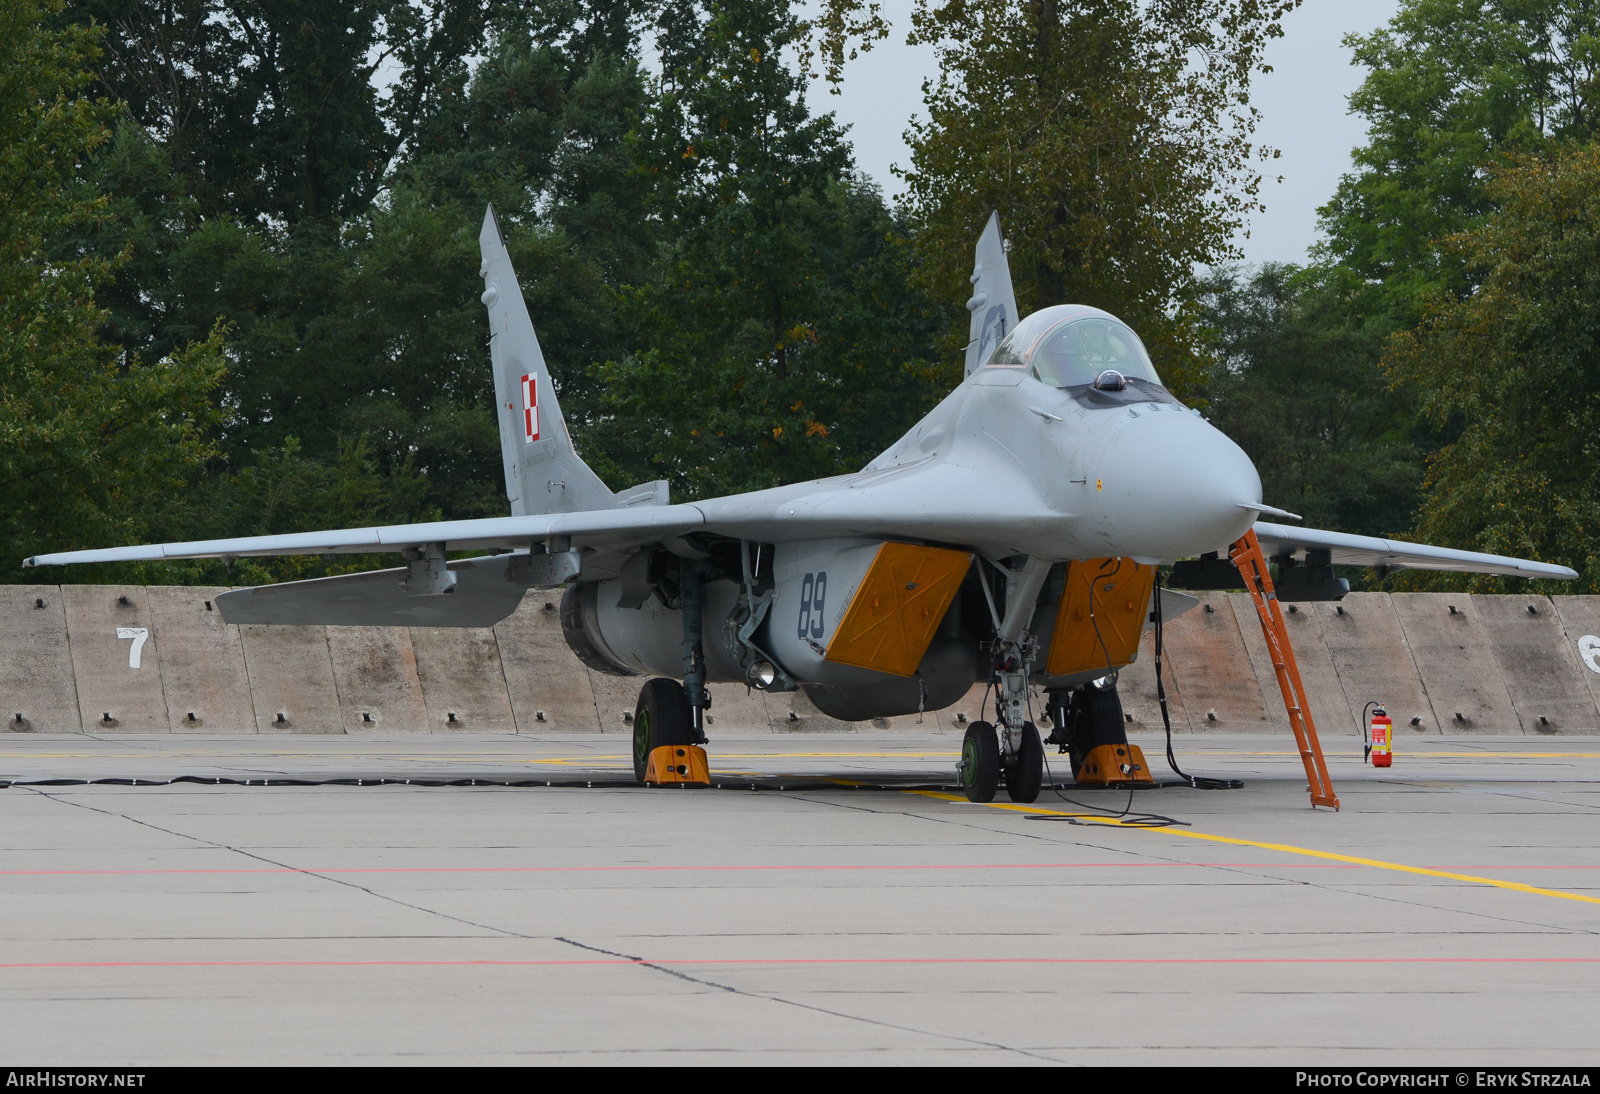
[3,586,1600,735]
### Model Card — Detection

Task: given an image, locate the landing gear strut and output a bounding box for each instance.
[960,556,1052,804]
[633,558,714,787]
[679,559,711,744]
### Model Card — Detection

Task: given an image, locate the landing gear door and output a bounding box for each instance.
[767,539,882,683]
[768,539,973,685]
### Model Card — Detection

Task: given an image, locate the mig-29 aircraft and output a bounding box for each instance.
[27,209,1578,803]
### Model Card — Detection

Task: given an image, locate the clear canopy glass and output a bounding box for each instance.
[984,307,1162,388]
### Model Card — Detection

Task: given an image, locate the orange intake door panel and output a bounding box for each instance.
[1046,558,1155,677]
[824,543,973,677]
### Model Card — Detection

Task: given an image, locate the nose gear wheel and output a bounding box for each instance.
[1003,721,1043,803]
[959,721,999,802]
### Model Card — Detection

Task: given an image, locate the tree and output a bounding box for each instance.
[587,0,945,498]
[1197,265,1424,540]
[24,0,943,586]
[53,2,659,579]
[1,0,224,579]
[894,0,1297,395]
[1385,144,1600,592]
[70,0,500,228]
[1319,0,1600,317]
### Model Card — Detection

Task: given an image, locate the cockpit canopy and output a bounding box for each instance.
[983,305,1162,389]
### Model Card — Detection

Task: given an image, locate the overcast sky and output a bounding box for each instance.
[807,0,1403,269]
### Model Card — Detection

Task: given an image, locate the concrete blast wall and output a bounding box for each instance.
[4,586,1600,736]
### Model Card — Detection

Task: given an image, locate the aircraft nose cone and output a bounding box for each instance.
[1089,409,1261,560]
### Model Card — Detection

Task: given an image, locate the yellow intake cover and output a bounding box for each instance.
[824,542,973,677]
[1046,558,1155,678]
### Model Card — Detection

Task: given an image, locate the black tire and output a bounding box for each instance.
[1067,682,1127,780]
[960,721,1000,803]
[1004,722,1044,803]
[633,678,693,784]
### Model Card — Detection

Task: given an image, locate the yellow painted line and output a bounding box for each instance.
[1123,750,1600,759]
[0,748,960,754]
[911,791,1600,907]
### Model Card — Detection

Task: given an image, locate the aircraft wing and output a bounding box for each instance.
[22,506,706,567]
[1252,521,1578,580]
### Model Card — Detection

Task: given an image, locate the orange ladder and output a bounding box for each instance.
[1229,530,1340,810]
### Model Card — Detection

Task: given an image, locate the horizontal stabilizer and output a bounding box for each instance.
[216,555,530,627]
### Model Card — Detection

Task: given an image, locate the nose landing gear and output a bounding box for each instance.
[958,718,1045,805]
[960,635,1046,804]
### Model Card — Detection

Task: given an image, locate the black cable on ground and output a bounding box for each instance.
[1154,575,1244,791]
[1030,751,1188,828]
[0,775,1043,793]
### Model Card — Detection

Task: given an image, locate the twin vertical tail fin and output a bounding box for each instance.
[478,206,668,517]
[963,211,1019,378]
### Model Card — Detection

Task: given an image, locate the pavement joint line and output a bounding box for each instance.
[17,785,538,942]
[909,791,1600,907]
[0,862,1377,875]
[2,956,1599,970]
[550,938,1058,1062]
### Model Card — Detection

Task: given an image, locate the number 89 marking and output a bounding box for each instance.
[797,571,827,641]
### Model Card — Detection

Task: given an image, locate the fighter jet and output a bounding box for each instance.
[26,209,1578,802]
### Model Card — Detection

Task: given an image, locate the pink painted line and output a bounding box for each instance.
[2,957,1597,970]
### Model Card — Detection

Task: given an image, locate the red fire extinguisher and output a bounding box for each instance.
[1364,703,1392,767]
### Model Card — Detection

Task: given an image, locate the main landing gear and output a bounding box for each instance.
[1043,679,1151,786]
[634,555,714,787]
[632,677,710,786]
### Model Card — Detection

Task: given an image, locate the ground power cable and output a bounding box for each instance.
[0,775,970,793]
[1029,750,1188,828]
[1022,567,1233,824]
[1154,574,1244,791]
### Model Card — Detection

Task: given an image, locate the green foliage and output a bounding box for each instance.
[1386,145,1600,592]
[898,0,1298,397]
[142,435,432,587]
[25,0,942,581]
[595,181,945,498]
[54,3,652,573]
[0,0,224,581]
[19,0,1341,587]
[1319,0,1600,317]
[72,0,500,227]
[589,0,944,498]
[1197,265,1425,540]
